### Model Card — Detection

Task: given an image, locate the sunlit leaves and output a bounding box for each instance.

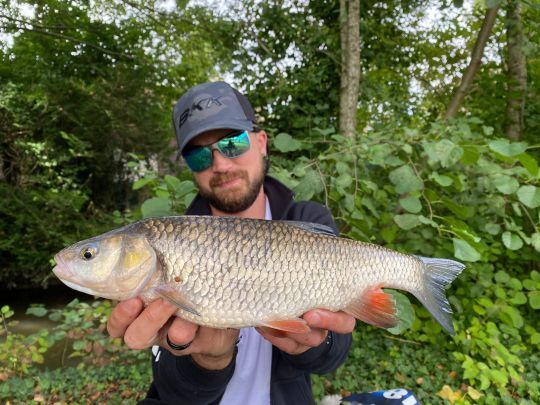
[488,139,528,157]
[423,139,464,168]
[386,290,415,335]
[492,174,519,194]
[388,165,423,194]
[453,238,481,262]
[141,197,172,218]
[430,172,453,187]
[293,168,323,201]
[517,185,540,208]
[399,195,422,213]
[502,231,523,250]
[394,214,421,230]
[273,132,303,152]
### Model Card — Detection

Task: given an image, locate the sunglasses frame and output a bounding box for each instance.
[182,130,252,172]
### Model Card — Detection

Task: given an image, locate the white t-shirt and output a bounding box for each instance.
[219,197,273,404]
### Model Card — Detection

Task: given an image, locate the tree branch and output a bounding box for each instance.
[444,5,500,119]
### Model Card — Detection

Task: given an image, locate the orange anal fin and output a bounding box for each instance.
[261,318,311,334]
[154,285,201,317]
[345,285,397,329]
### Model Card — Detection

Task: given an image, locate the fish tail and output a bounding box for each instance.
[414,256,465,335]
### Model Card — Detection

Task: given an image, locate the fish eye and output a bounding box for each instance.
[80,245,98,261]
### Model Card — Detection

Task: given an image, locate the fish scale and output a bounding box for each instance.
[52,215,465,335]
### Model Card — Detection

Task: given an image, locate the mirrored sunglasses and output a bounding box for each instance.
[182,130,251,172]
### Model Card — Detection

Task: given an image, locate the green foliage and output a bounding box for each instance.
[0,300,150,402]
[269,116,539,402]
[0,0,235,288]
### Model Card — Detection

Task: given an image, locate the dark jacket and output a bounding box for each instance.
[141,176,352,405]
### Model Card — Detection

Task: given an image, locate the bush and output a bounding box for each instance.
[269,117,539,402]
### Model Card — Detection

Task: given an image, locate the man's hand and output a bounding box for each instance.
[107,297,239,370]
[256,309,355,355]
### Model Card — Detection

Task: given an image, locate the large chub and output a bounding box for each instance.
[413,256,466,335]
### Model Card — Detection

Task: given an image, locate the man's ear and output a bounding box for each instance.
[256,130,268,156]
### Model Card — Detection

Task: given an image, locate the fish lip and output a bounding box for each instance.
[52,253,74,279]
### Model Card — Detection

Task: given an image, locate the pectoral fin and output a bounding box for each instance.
[261,318,311,334]
[154,285,201,317]
[344,285,397,329]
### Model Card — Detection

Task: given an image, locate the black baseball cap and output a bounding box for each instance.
[173,81,257,159]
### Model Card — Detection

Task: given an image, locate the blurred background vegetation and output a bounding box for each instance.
[0,0,538,403]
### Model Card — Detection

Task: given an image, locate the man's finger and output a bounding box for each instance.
[286,328,327,348]
[256,327,301,354]
[107,297,144,338]
[165,316,199,348]
[123,299,178,349]
[303,309,356,334]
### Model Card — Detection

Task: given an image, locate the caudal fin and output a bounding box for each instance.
[413,256,465,335]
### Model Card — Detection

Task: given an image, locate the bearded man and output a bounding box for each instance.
[106,81,355,404]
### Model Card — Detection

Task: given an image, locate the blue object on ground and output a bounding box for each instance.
[342,388,420,405]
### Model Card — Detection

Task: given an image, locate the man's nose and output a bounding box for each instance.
[211,149,234,172]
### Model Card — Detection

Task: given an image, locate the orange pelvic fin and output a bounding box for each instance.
[345,285,398,329]
[261,318,311,334]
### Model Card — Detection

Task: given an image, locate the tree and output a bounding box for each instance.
[505,0,527,140]
[339,0,360,138]
[444,3,500,119]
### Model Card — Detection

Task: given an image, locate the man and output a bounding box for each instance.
[106,81,356,404]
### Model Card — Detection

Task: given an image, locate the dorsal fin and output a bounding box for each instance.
[279,220,337,237]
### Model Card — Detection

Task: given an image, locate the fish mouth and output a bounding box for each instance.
[52,254,74,280]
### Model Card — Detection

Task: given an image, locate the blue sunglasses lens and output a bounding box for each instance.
[183,146,212,172]
[183,131,251,172]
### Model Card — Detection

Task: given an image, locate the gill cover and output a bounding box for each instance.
[53,231,157,301]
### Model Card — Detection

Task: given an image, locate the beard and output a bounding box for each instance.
[196,159,266,214]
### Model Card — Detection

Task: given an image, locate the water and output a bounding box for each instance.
[2,285,93,369]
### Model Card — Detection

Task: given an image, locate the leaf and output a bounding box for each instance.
[467,386,484,400]
[494,271,510,283]
[26,307,48,317]
[484,223,500,235]
[532,233,540,252]
[141,197,172,218]
[368,144,393,166]
[488,369,508,386]
[293,169,323,201]
[437,385,462,404]
[529,291,540,310]
[453,238,481,262]
[486,0,502,8]
[386,291,415,335]
[73,340,87,351]
[394,214,421,230]
[518,153,539,176]
[502,232,523,250]
[430,172,453,187]
[423,140,463,168]
[389,165,423,194]
[442,197,473,219]
[132,176,154,190]
[399,196,422,213]
[461,145,480,164]
[488,139,528,157]
[492,175,519,195]
[517,185,540,208]
[164,175,182,193]
[274,133,302,152]
[500,306,524,328]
